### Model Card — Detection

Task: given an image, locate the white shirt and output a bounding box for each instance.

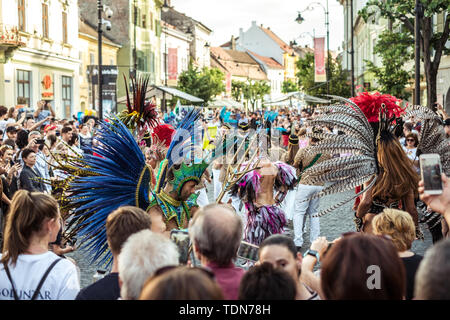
[0,251,80,300]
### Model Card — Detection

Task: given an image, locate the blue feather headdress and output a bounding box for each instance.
[154,108,205,195]
[67,117,151,266]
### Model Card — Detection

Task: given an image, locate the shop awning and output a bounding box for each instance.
[117,85,204,104]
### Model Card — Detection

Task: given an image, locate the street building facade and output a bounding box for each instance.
[0,0,80,119]
[160,21,191,87]
[161,4,212,69]
[78,17,120,114]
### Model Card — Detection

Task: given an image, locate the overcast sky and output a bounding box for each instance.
[171,0,345,52]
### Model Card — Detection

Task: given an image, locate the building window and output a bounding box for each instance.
[62,11,68,44]
[42,3,49,38]
[142,14,147,28]
[90,52,95,65]
[17,69,31,106]
[62,76,72,118]
[18,0,26,32]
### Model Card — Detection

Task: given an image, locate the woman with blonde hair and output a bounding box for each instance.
[372,208,423,300]
[0,191,79,300]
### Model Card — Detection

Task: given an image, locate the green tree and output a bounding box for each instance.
[366,31,414,100]
[359,0,450,108]
[231,80,271,110]
[296,52,351,98]
[281,79,299,93]
[177,64,225,105]
[244,80,271,111]
[231,80,246,101]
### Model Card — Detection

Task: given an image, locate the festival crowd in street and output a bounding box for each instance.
[0,91,449,301]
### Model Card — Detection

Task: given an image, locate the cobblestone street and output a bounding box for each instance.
[67,186,434,289]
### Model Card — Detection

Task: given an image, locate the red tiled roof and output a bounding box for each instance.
[210,47,267,80]
[247,50,283,69]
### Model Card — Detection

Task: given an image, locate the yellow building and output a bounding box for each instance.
[78,18,120,113]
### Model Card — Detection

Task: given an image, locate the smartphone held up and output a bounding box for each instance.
[420,153,443,195]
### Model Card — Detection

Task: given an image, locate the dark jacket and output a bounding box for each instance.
[19,165,46,192]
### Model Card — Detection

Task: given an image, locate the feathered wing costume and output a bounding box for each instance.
[299,95,380,217]
[406,105,450,175]
[301,92,422,226]
[64,118,153,266]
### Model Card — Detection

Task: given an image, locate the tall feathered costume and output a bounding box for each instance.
[62,118,153,266]
[299,92,405,217]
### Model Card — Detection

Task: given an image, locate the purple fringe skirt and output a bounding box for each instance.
[244,204,287,245]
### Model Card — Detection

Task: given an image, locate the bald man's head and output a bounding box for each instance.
[189,204,243,266]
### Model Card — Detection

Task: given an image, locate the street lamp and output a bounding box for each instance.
[296,0,330,95]
[97,1,113,120]
[161,0,170,114]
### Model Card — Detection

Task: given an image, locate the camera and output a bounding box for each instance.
[104,7,113,19]
[103,20,112,31]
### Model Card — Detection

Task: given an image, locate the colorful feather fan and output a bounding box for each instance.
[301,96,379,217]
[65,117,151,266]
[119,75,159,132]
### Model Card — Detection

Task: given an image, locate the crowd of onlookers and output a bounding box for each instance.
[0,100,449,301]
[0,101,96,260]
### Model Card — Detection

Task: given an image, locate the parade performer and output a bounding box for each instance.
[297,92,445,240]
[147,108,224,231]
[229,133,298,245]
[59,108,223,266]
[292,129,331,250]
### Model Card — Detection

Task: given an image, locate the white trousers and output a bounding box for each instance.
[212,169,222,200]
[293,184,323,247]
[280,186,298,221]
[196,188,209,207]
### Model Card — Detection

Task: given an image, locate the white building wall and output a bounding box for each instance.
[238,21,284,65]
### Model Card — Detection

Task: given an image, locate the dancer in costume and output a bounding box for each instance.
[292,129,331,250]
[297,93,448,240]
[147,108,225,232]
[230,133,298,245]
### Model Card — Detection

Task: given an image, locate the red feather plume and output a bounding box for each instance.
[349,91,405,123]
[151,124,175,148]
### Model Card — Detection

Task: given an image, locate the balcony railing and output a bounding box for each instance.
[0,24,24,46]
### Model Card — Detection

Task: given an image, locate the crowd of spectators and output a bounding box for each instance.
[0,100,449,301]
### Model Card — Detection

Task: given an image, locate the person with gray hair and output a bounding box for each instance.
[188,203,245,300]
[414,239,450,300]
[118,229,179,300]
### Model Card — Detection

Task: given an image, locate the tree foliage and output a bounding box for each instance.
[359,0,450,107]
[366,30,414,100]
[296,53,351,98]
[281,79,299,93]
[231,80,271,110]
[177,64,225,105]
